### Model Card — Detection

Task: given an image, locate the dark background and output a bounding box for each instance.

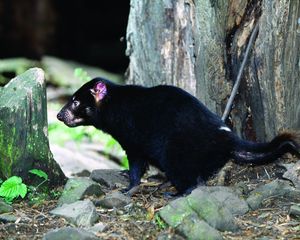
[0,0,130,73]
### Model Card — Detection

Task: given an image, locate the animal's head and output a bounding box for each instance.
[57,78,108,127]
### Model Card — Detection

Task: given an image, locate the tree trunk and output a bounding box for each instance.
[126,0,300,141]
[0,68,66,185]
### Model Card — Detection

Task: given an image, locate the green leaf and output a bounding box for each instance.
[19,184,28,198]
[29,169,48,180]
[0,176,28,202]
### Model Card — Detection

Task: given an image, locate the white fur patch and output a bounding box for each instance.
[219,126,231,132]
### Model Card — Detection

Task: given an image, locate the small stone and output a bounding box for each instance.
[0,200,13,214]
[95,191,131,209]
[290,204,300,217]
[43,227,98,240]
[90,169,129,189]
[281,160,300,189]
[85,222,106,234]
[50,200,98,227]
[73,169,91,177]
[58,177,104,206]
[0,213,18,223]
[247,179,300,210]
[157,232,185,240]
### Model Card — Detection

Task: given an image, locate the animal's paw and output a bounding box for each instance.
[120,185,140,196]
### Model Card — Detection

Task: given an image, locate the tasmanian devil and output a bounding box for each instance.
[57,77,300,194]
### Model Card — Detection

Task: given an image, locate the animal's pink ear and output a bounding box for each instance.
[90,82,107,103]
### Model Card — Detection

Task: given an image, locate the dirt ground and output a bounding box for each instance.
[0,157,300,240]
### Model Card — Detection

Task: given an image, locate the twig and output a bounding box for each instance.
[264,167,271,179]
[222,22,259,121]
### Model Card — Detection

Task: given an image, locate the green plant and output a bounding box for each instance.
[50,189,62,199]
[0,176,27,203]
[74,68,91,82]
[26,169,49,206]
[29,169,48,191]
[154,214,167,230]
[0,169,49,204]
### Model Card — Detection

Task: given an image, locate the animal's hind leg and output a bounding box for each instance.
[164,168,200,195]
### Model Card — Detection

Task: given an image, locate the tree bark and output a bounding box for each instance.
[0,68,66,185]
[126,0,300,141]
[248,0,300,140]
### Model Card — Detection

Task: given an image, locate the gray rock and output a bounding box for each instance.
[95,191,131,209]
[177,214,223,240]
[90,169,129,190]
[290,204,300,217]
[194,186,249,215]
[85,222,106,234]
[50,200,98,227]
[157,232,185,240]
[0,213,18,223]
[43,227,98,240]
[58,177,104,206]
[160,186,239,238]
[159,197,195,228]
[160,199,223,239]
[247,179,300,210]
[187,189,238,232]
[0,200,13,214]
[281,160,300,189]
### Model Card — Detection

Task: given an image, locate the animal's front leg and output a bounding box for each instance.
[122,154,147,193]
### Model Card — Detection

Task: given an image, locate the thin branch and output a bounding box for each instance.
[222,22,259,121]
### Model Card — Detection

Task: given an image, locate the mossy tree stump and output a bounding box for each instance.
[0,68,65,185]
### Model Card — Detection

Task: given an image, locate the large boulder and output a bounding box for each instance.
[0,68,65,185]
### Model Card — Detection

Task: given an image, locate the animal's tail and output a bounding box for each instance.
[232,131,300,164]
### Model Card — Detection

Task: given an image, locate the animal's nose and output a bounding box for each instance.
[57,112,63,121]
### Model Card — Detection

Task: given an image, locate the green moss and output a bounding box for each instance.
[159,198,195,228]
[0,121,16,178]
[0,68,65,185]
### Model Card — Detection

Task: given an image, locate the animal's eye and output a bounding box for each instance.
[73,100,80,107]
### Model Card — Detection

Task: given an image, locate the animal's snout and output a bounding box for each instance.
[57,111,64,121]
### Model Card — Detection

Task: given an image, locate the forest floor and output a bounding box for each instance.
[0,156,300,240]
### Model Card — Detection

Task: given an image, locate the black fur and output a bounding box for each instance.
[57,78,300,194]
